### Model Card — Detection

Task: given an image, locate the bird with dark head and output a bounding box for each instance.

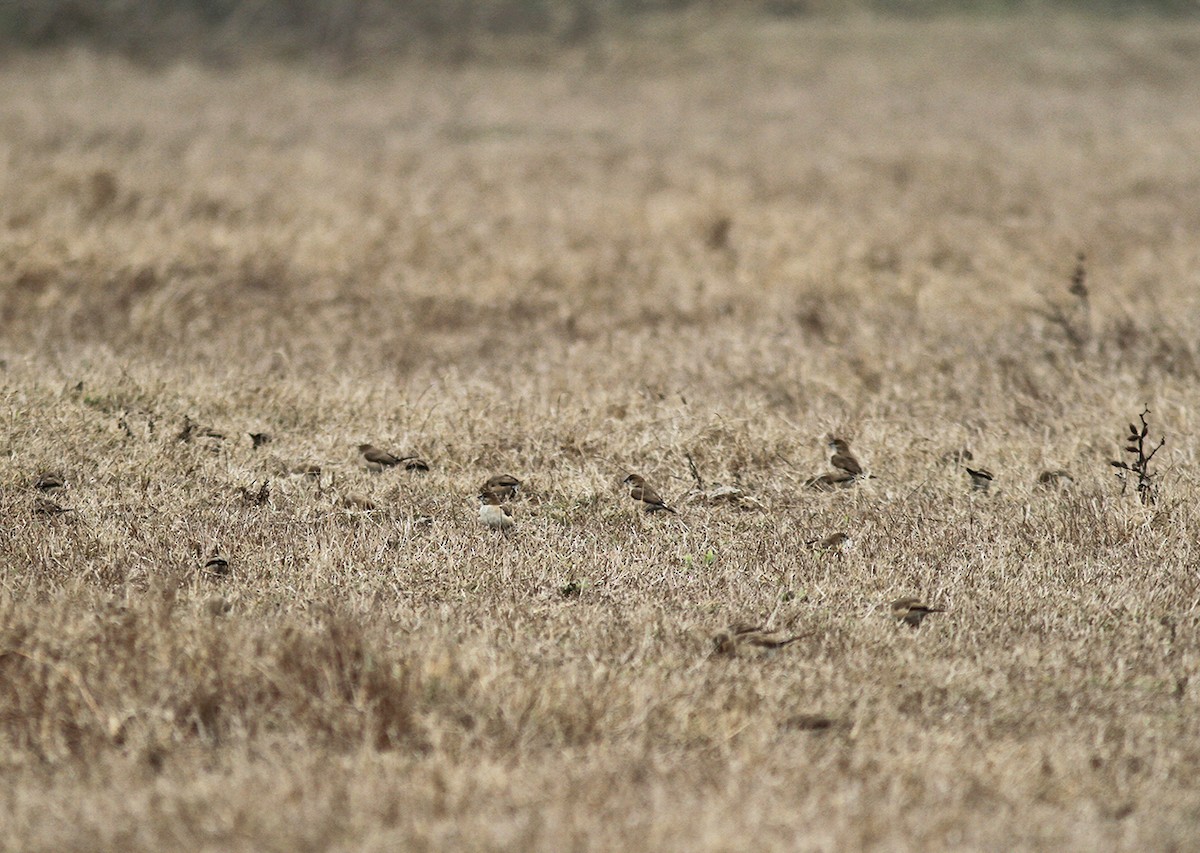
[35,472,65,491]
[480,474,521,501]
[890,597,944,627]
[827,436,864,478]
[204,554,231,576]
[965,467,994,492]
[623,474,677,514]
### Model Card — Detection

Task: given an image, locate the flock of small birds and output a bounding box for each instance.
[446,434,955,649]
[464,431,1045,650]
[28,425,1058,658]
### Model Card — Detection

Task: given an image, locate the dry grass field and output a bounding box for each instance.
[3,13,1200,851]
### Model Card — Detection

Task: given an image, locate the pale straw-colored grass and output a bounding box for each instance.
[2,14,1200,851]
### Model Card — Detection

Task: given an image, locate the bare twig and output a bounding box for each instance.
[685,452,704,491]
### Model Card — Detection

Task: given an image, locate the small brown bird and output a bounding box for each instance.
[358,444,428,473]
[35,472,65,491]
[890,597,944,627]
[480,474,521,501]
[204,554,231,576]
[479,492,514,530]
[712,623,800,657]
[238,480,271,506]
[623,474,677,514]
[248,432,272,449]
[941,448,974,465]
[1037,469,1074,489]
[705,214,733,251]
[965,467,994,492]
[178,415,224,443]
[808,532,850,552]
[828,436,864,478]
[339,493,377,512]
[805,471,856,491]
[33,497,73,516]
[782,713,836,732]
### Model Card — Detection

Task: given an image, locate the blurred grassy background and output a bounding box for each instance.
[2,0,1198,63]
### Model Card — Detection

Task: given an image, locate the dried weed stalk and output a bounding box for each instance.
[1111,407,1165,505]
[1036,251,1091,348]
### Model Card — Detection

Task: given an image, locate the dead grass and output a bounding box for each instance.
[2,14,1200,851]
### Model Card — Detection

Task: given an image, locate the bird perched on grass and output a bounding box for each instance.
[711,623,800,657]
[358,444,429,473]
[478,492,514,531]
[177,415,224,443]
[1036,469,1073,489]
[965,467,994,492]
[890,597,944,627]
[480,474,521,501]
[338,493,377,512]
[808,531,850,553]
[623,473,677,514]
[35,472,65,491]
[827,436,864,478]
[805,471,856,491]
[248,432,272,449]
[204,554,231,577]
[33,497,73,516]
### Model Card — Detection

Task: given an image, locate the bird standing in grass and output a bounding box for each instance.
[248,432,272,449]
[33,497,73,516]
[339,493,377,512]
[358,443,428,473]
[35,472,65,491]
[808,531,851,553]
[890,597,944,627]
[711,623,800,657]
[623,474,677,514]
[481,474,521,501]
[479,492,514,531]
[965,467,994,492]
[204,554,231,577]
[828,436,864,478]
[806,471,856,490]
[1037,469,1073,489]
